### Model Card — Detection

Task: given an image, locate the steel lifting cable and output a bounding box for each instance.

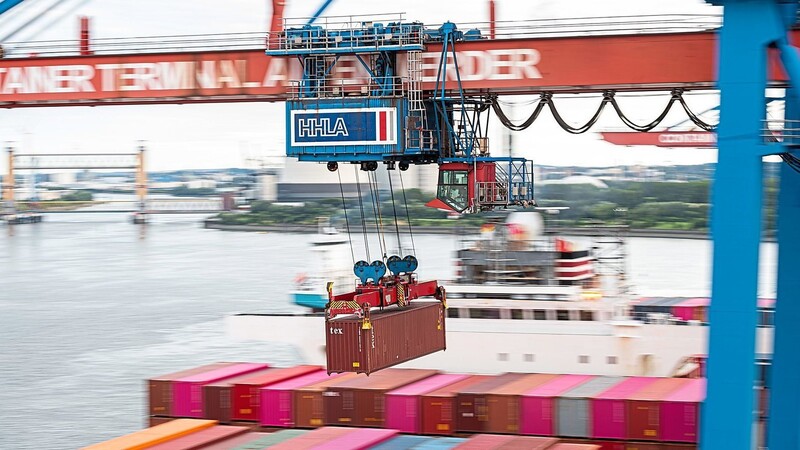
[387,169,404,256]
[398,170,417,258]
[353,166,371,262]
[368,170,388,260]
[337,170,357,266]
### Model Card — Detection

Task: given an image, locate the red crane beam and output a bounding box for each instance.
[0,30,792,108]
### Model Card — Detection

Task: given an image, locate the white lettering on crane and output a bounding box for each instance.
[419,48,542,82]
[658,133,717,144]
[0,65,95,94]
[297,117,349,138]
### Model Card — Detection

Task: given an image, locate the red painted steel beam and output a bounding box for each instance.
[0,30,794,108]
[601,131,717,147]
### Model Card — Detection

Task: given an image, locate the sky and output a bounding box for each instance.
[0,0,726,172]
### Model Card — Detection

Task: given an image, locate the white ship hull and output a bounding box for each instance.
[226,313,773,377]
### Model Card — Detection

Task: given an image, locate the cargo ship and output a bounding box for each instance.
[227,212,773,377]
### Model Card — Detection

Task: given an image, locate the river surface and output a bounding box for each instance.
[0,213,778,449]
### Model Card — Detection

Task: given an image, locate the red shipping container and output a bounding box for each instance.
[421,375,491,436]
[324,368,438,427]
[626,378,689,441]
[173,363,269,418]
[232,365,321,421]
[485,373,561,434]
[550,444,601,450]
[259,369,330,427]
[148,362,236,416]
[203,368,275,423]
[520,374,594,436]
[294,372,360,428]
[661,378,705,443]
[326,301,446,375]
[456,373,529,433]
[671,298,709,322]
[314,428,399,450]
[453,434,558,449]
[592,377,660,440]
[268,426,358,450]
[146,425,248,450]
[385,373,468,434]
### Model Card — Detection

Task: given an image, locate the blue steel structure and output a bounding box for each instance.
[704,1,800,448]
[0,0,26,15]
[267,18,535,214]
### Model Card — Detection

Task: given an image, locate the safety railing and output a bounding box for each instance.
[405,129,436,151]
[287,76,408,99]
[763,119,800,146]
[267,13,424,55]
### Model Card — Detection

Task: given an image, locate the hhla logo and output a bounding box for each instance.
[297,117,349,138]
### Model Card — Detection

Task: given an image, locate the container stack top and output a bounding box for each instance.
[457,373,529,395]
[559,376,624,399]
[673,297,710,308]
[149,362,237,381]
[313,428,399,450]
[593,377,660,400]
[487,373,560,396]
[663,378,706,403]
[204,368,275,388]
[233,365,321,387]
[267,427,361,450]
[328,368,439,391]
[175,363,269,384]
[260,369,330,392]
[424,375,492,398]
[386,373,468,397]
[627,377,690,401]
[523,374,594,397]
[145,425,248,450]
[296,372,360,393]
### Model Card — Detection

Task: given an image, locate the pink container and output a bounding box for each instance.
[385,373,468,433]
[452,434,517,449]
[313,428,398,450]
[172,362,268,418]
[671,297,709,321]
[520,374,593,436]
[661,378,706,443]
[259,369,329,427]
[591,377,659,439]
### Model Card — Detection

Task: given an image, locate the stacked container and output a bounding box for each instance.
[145,425,249,450]
[670,298,709,322]
[626,378,689,441]
[172,363,270,418]
[456,373,528,432]
[294,372,360,428]
[661,378,705,443]
[384,373,468,433]
[259,369,332,427]
[556,377,623,438]
[83,419,217,450]
[326,301,446,375]
[324,368,438,427]
[485,373,560,434]
[268,426,397,450]
[452,434,559,449]
[148,362,236,417]
[231,365,322,421]
[591,377,659,440]
[521,374,594,436]
[203,367,275,422]
[420,375,491,436]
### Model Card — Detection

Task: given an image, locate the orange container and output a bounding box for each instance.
[82,418,217,450]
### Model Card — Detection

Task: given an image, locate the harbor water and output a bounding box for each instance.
[0,214,777,449]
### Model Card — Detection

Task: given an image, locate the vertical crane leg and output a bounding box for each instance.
[701,1,782,448]
[136,144,147,213]
[3,146,14,213]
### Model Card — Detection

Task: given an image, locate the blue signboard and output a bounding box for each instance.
[290,107,397,147]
